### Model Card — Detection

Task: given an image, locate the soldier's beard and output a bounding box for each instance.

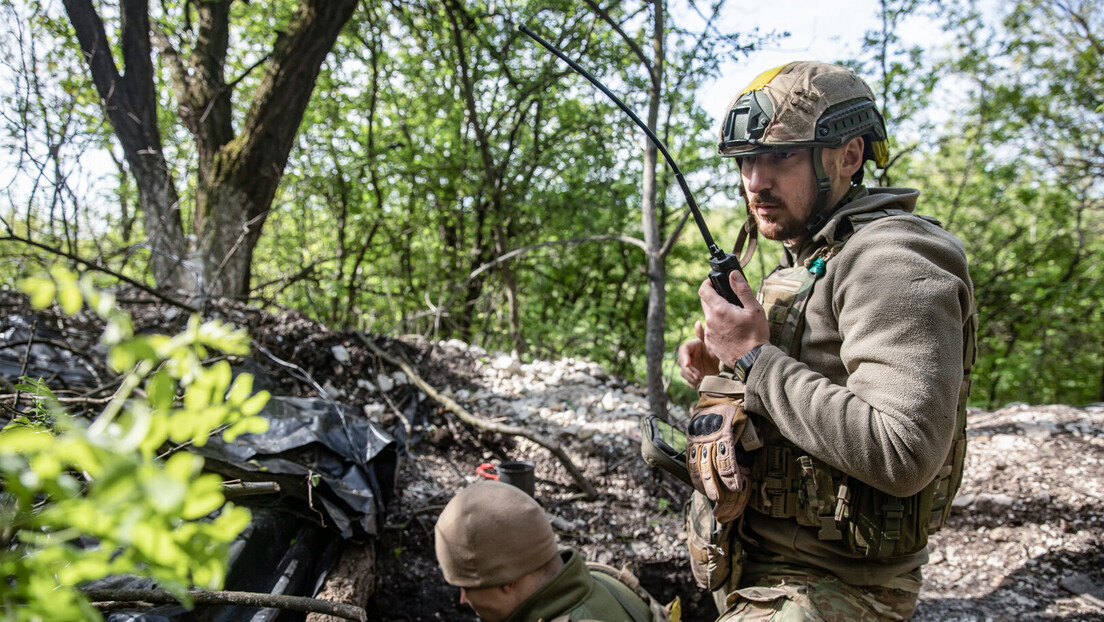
[740,186,811,243]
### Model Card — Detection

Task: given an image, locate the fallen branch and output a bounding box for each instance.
[359,334,598,500]
[82,588,366,622]
[221,480,281,499]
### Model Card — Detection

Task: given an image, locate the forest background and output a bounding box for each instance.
[1,0,1101,416]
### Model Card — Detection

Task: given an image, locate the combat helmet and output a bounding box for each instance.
[718,62,889,197]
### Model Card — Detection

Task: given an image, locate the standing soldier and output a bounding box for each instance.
[676,61,976,620]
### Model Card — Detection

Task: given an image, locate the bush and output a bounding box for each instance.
[0,267,270,621]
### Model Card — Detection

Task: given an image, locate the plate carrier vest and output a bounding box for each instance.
[746,208,978,558]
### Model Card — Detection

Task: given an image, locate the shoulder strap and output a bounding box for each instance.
[586,562,672,622]
[589,572,650,622]
[845,208,941,237]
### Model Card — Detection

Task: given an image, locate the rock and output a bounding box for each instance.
[492,354,520,372]
[331,344,351,363]
[600,391,618,412]
[321,380,344,399]
[1060,573,1104,608]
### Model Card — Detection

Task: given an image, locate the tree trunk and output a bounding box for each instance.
[193,0,360,299]
[63,0,192,291]
[642,0,669,420]
[305,541,375,622]
[65,0,360,299]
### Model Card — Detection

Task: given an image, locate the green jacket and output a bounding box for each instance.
[742,187,975,585]
[503,549,651,622]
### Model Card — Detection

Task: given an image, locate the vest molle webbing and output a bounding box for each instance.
[747,208,976,558]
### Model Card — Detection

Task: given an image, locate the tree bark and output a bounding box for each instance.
[63,0,191,291]
[642,0,668,420]
[196,0,360,299]
[306,541,376,622]
[64,0,360,299]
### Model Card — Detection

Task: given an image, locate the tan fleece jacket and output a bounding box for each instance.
[741,186,975,584]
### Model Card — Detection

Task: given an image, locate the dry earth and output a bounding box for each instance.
[361,341,1104,622]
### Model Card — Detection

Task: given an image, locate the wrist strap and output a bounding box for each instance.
[733,345,762,383]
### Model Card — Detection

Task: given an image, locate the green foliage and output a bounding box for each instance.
[255,1,752,385]
[0,267,270,621]
[7,0,1101,408]
[898,0,1104,407]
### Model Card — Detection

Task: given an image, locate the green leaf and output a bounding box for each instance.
[23,276,56,309]
[50,265,83,314]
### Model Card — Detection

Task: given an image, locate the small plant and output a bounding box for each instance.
[0,266,271,621]
[657,497,677,517]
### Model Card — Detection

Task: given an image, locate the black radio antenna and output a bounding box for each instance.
[518,24,744,305]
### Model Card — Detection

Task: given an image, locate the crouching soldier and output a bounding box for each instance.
[435,480,677,622]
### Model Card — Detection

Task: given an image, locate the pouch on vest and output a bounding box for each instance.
[686,375,762,524]
[685,491,741,592]
[745,209,975,558]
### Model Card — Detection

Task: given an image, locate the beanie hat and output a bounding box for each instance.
[434,480,558,588]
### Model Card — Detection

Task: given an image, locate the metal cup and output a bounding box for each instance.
[495,460,536,497]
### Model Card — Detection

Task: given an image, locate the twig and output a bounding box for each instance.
[11,319,36,410]
[359,334,598,500]
[307,470,327,528]
[82,588,366,622]
[221,481,281,499]
[1,233,197,312]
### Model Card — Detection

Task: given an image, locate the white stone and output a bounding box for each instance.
[492,354,520,372]
[331,344,351,363]
[321,381,344,399]
[600,391,618,411]
[376,374,395,392]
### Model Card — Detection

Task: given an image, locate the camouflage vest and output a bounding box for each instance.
[749,208,977,558]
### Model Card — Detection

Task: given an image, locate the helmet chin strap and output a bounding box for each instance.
[805,146,834,234]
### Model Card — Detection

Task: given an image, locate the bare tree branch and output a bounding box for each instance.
[0,233,197,312]
[82,588,366,622]
[583,0,655,81]
[360,335,599,500]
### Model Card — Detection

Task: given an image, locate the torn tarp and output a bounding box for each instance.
[191,395,397,539]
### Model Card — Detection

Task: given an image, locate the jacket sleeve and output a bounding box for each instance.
[743,217,973,497]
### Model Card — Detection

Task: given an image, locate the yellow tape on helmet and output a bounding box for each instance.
[872,138,890,168]
[740,63,789,95]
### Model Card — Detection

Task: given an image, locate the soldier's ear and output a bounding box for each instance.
[840,136,865,177]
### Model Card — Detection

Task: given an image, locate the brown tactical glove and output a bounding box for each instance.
[686,391,756,524]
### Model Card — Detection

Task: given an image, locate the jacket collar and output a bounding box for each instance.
[784,186,921,265]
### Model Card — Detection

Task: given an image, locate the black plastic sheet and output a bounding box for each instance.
[193,395,397,539]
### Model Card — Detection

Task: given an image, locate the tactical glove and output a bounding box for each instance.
[686,381,759,523]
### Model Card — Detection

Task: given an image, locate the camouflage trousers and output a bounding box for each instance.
[714,561,922,621]
[687,492,922,621]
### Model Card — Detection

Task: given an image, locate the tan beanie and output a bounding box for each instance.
[434,480,558,588]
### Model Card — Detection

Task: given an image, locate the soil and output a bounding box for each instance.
[4,291,1102,621]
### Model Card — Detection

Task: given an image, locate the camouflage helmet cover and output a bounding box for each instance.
[718,61,889,168]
